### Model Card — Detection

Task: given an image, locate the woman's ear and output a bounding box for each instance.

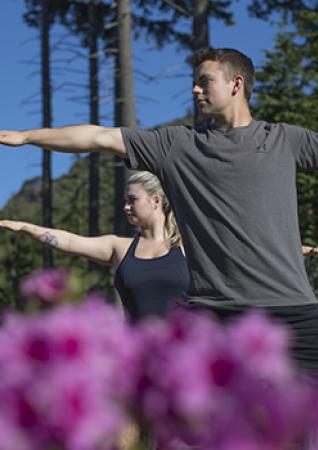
[152,195,161,209]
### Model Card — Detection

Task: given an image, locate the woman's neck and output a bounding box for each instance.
[139,216,167,242]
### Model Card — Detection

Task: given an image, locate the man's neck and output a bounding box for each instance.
[208,108,253,131]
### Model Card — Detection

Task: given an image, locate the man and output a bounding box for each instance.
[1,47,318,373]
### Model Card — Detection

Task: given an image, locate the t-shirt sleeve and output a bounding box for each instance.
[120,126,179,175]
[286,124,318,170]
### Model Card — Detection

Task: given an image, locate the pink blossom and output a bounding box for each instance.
[0,299,138,450]
[0,414,32,450]
[132,309,318,450]
[228,311,293,380]
[1,271,318,450]
[21,268,70,303]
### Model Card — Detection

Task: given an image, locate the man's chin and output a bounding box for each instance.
[197,103,210,113]
[197,108,214,121]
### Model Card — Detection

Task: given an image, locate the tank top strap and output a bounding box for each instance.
[171,245,183,255]
[114,233,140,277]
[125,233,140,258]
[167,244,184,258]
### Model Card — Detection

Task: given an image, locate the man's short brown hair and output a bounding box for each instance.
[190,47,255,101]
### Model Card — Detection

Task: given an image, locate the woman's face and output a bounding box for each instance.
[123,183,160,227]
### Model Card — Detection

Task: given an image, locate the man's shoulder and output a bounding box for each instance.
[155,123,193,132]
[250,120,302,141]
[255,119,307,133]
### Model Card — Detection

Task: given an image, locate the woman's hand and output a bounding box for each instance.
[0,220,24,232]
[302,245,317,256]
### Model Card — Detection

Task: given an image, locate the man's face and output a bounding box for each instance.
[192,60,234,118]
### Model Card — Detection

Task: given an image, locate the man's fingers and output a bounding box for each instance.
[0,131,24,146]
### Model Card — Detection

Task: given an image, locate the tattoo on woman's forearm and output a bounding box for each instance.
[39,232,59,248]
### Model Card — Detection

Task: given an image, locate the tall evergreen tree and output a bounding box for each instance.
[192,0,210,125]
[132,0,233,50]
[88,0,101,273]
[41,0,53,268]
[114,0,136,236]
[247,0,316,22]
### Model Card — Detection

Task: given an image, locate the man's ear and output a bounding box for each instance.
[232,74,244,96]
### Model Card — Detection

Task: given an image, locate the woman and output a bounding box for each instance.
[0,171,190,321]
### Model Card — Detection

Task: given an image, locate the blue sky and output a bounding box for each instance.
[0,0,278,209]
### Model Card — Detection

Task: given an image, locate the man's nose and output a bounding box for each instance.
[192,83,202,95]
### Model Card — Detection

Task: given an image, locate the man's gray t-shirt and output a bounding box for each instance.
[121,120,318,308]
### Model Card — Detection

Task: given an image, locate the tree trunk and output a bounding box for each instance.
[192,0,210,126]
[114,0,136,237]
[41,0,53,268]
[88,0,100,272]
[193,0,209,51]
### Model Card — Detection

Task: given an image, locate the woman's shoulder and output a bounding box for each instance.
[173,243,186,256]
[110,235,136,268]
[111,235,135,251]
[169,244,187,260]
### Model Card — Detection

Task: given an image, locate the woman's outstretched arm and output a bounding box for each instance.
[0,220,120,265]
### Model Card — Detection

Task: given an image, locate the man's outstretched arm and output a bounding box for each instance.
[0,125,127,158]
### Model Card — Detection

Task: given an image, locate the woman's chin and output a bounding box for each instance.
[127,216,139,225]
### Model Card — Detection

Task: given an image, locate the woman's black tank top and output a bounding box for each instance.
[114,235,190,321]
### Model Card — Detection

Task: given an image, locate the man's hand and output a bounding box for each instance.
[0,131,27,147]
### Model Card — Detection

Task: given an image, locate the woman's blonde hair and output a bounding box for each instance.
[126,171,182,248]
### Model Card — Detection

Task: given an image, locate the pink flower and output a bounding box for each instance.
[228,311,293,380]
[21,268,69,303]
[1,277,318,450]
[132,309,318,450]
[0,299,138,450]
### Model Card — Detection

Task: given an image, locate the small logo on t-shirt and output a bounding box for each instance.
[256,144,267,153]
[256,125,271,153]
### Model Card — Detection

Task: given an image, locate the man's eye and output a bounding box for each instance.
[194,78,209,89]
